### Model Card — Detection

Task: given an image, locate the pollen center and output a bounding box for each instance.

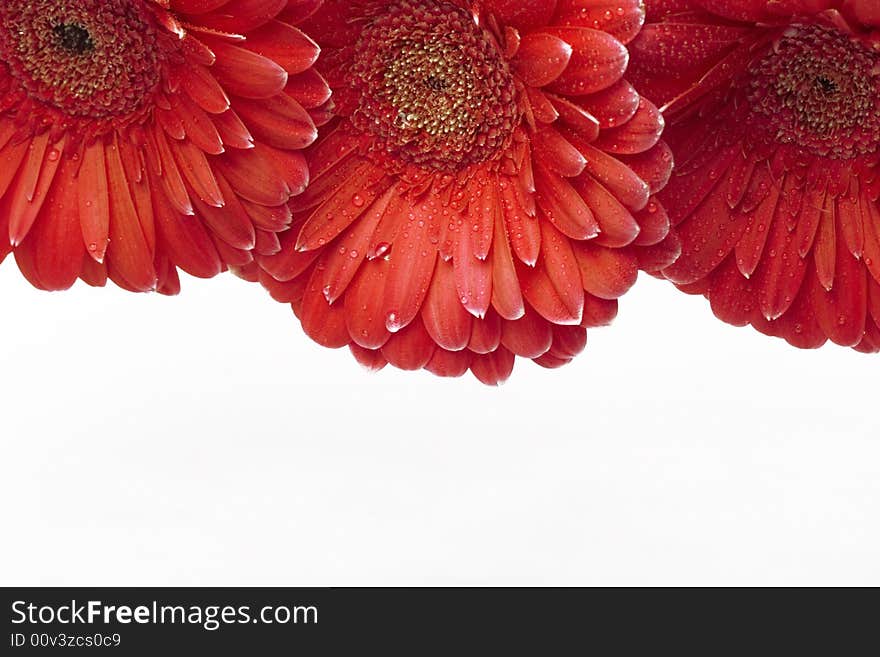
[350,0,518,171]
[0,0,162,119]
[746,24,880,158]
[53,23,95,55]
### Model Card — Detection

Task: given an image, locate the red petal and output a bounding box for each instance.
[349,344,388,372]
[179,63,230,114]
[214,144,290,206]
[592,98,664,155]
[707,257,754,327]
[152,175,223,278]
[148,127,194,215]
[619,141,674,195]
[501,174,541,265]
[172,0,230,14]
[286,68,332,109]
[814,192,836,291]
[248,21,320,74]
[734,181,778,279]
[663,166,749,285]
[574,243,638,299]
[213,109,254,149]
[501,310,553,358]
[545,27,629,96]
[233,93,317,150]
[838,182,864,259]
[320,188,390,304]
[862,195,880,286]
[466,169,497,260]
[0,137,30,202]
[422,258,473,351]
[344,259,391,349]
[513,33,572,87]
[104,138,157,291]
[490,202,526,320]
[300,263,351,348]
[581,293,618,327]
[381,317,436,370]
[850,0,880,26]
[169,92,225,155]
[7,133,64,247]
[549,324,587,359]
[210,40,288,99]
[13,157,81,290]
[424,349,471,378]
[813,212,868,347]
[556,0,646,44]
[660,144,738,224]
[382,196,439,333]
[453,220,493,318]
[172,138,225,207]
[579,79,640,129]
[579,142,650,211]
[576,174,640,247]
[632,198,670,247]
[482,0,557,29]
[192,169,256,250]
[752,201,807,322]
[549,94,600,142]
[470,347,515,386]
[532,127,586,178]
[521,221,584,324]
[534,162,599,240]
[469,311,502,354]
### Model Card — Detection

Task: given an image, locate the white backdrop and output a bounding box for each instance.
[0,263,877,586]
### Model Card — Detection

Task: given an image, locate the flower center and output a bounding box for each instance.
[0,0,162,119]
[53,23,95,54]
[746,24,880,158]
[350,0,518,172]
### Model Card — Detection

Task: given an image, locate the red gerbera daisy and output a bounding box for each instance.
[0,0,329,294]
[629,0,880,351]
[242,0,678,384]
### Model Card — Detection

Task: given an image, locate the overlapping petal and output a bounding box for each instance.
[241,0,677,383]
[629,0,880,352]
[0,0,328,293]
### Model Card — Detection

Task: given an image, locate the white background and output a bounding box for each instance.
[0,264,877,586]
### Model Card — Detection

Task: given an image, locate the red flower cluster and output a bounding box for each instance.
[238,0,678,383]
[0,0,328,293]
[630,0,880,351]
[6,0,880,383]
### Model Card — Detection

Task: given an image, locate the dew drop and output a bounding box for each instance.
[386,311,403,332]
[372,242,391,259]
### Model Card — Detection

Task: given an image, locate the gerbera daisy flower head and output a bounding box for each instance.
[0,0,328,294]
[629,0,880,352]
[244,0,678,384]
